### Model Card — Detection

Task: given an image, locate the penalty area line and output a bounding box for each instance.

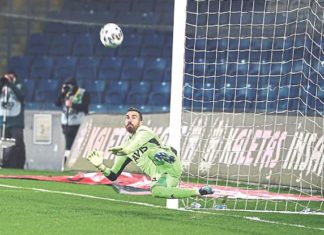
[0,183,323,232]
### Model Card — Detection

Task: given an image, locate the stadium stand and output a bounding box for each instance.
[4,0,175,111]
[9,0,321,114]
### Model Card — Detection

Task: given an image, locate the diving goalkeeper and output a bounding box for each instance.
[87,107,214,199]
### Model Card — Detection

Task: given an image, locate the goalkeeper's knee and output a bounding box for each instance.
[151,186,173,199]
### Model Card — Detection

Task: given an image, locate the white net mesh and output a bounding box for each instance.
[181,0,324,213]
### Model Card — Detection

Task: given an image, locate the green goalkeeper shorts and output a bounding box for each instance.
[151,173,180,189]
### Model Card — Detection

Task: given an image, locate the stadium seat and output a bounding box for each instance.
[291,60,303,73]
[129,81,152,93]
[52,56,78,81]
[36,78,60,91]
[147,91,170,106]
[186,38,206,51]
[241,12,253,24]
[29,56,54,80]
[7,56,33,79]
[155,0,174,12]
[163,60,172,82]
[33,79,60,103]
[151,81,171,94]
[114,11,138,24]
[62,0,88,12]
[125,91,148,105]
[315,85,324,114]
[78,79,106,93]
[72,34,95,56]
[273,38,286,50]
[142,58,167,81]
[253,0,266,11]
[67,24,91,35]
[63,0,108,14]
[107,80,129,94]
[193,87,215,110]
[269,62,283,75]
[160,12,174,25]
[184,11,201,26]
[230,12,243,24]
[132,0,155,12]
[140,12,161,25]
[215,63,227,76]
[162,40,172,58]
[123,32,143,45]
[20,79,37,102]
[237,62,249,75]
[240,82,258,111]
[259,62,271,75]
[217,38,229,51]
[44,22,67,34]
[88,91,103,104]
[103,91,126,105]
[75,56,99,80]
[108,0,132,11]
[278,85,300,111]
[117,34,142,57]
[223,83,237,112]
[33,89,57,104]
[221,0,247,12]
[120,57,145,81]
[140,45,163,57]
[239,38,251,50]
[49,34,74,56]
[182,82,194,108]
[256,84,279,112]
[226,62,248,76]
[94,41,117,57]
[26,33,49,56]
[264,12,276,24]
[227,51,239,63]
[97,57,123,80]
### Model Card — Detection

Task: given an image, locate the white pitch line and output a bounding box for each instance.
[0,183,164,209]
[0,183,323,232]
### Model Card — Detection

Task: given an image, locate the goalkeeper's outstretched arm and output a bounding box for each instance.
[86,149,131,181]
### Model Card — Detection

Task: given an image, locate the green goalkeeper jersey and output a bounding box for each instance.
[117,125,183,180]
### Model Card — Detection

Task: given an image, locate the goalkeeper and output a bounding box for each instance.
[87,107,214,199]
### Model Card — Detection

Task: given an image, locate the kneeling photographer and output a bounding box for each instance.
[0,71,26,169]
[55,77,90,169]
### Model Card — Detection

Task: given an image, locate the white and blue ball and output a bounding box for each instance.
[100,23,123,48]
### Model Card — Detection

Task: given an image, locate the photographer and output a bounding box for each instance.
[0,71,26,169]
[55,77,90,168]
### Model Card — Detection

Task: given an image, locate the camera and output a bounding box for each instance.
[62,84,73,95]
[0,76,7,84]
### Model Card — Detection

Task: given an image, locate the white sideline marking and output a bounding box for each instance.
[0,183,323,232]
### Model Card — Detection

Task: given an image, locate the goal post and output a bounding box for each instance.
[171,0,324,213]
[167,0,187,209]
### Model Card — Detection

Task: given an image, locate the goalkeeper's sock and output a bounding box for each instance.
[151,185,197,199]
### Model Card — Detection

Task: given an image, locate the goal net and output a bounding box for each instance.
[178,0,324,213]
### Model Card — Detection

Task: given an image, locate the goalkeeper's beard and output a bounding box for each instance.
[126,124,135,133]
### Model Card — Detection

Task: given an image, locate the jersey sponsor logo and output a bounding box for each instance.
[132,146,148,162]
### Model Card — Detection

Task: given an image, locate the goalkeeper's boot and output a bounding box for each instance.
[199,185,214,196]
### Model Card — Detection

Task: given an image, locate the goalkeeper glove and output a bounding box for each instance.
[108,146,124,155]
[86,150,106,171]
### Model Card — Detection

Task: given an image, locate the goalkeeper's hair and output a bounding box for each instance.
[127,107,143,121]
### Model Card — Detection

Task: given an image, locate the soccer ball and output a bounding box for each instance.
[100,23,123,48]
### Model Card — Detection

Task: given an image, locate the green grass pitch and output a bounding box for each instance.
[0,169,323,235]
